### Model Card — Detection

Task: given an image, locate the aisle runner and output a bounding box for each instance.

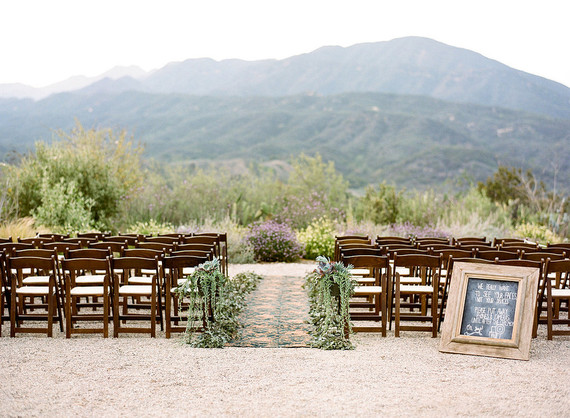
[229,274,311,348]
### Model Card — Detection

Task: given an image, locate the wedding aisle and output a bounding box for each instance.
[229,273,312,348]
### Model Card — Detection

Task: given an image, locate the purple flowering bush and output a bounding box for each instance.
[246,220,303,262]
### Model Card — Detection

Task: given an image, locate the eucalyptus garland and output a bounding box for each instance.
[176,258,261,348]
[305,256,356,350]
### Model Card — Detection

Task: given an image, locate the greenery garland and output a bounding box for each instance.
[176,258,262,348]
[304,256,356,350]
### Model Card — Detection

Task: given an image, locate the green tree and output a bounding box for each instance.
[356,182,402,225]
[8,121,143,232]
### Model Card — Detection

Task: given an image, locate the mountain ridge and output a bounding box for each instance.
[2,37,569,119]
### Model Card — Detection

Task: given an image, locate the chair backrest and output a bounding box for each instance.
[457,242,495,251]
[393,254,442,284]
[135,241,175,253]
[120,248,165,259]
[112,256,160,275]
[454,236,487,243]
[145,236,181,245]
[475,249,520,261]
[101,235,136,246]
[37,233,70,241]
[418,243,456,252]
[42,241,82,253]
[89,240,127,254]
[62,237,97,248]
[375,237,413,247]
[545,243,570,251]
[342,254,390,283]
[389,248,429,259]
[65,248,111,259]
[61,257,112,285]
[77,232,107,241]
[521,251,567,262]
[170,250,213,260]
[162,255,209,288]
[437,249,475,268]
[175,243,216,253]
[335,237,372,261]
[415,237,450,245]
[340,247,384,260]
[0,236,12,243]
[17,237,48,247]
[492,237,526,247]
[543,258,570,278]
[501,242,539,251]
[7,255,58,274]
[12,248,58,259]
[0,242,34,256]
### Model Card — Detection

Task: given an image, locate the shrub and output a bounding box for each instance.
[514,222,561,245]
[246,220,302,262]
[7,122,142,232]
[32,176,96,233]
[297,217,336,260]
[125,219,175,235]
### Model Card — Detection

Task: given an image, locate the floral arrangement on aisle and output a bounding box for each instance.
[304,256,356,350]
[176,258,261,348]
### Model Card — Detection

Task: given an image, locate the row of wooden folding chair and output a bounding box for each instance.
[5,247,214,338]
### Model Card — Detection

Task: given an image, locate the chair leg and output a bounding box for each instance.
[395,280,400,337]
[47,292,54,337]
[103,290,109,338]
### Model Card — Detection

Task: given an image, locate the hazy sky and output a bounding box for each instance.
[2,0,569,88]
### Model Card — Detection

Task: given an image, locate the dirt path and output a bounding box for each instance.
[1,263,569,417]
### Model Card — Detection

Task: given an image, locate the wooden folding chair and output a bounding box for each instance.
[112,256,162,337]
[543,258,570,340]
[393,254,442,337]
[343,255,389,336]
[162,255,209,338]
[8,255,61,337]
[61,257,113,338]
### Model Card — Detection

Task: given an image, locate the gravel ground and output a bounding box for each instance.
[1,263,569,417]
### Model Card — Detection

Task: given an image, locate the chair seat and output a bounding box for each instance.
[22,275,51,285]
[70,286,107,296]
[353,285,383,295]
[399,284,434,294]
[76,274,106,285]
[551,289,570,298]
[128,276,156,285]
[355,277,376,285]
[400,276,422,285]
[119,285,153,296]
[16,286,53,295]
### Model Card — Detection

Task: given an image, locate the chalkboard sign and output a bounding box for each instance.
[459,277,519,340]
[440,262,539,360]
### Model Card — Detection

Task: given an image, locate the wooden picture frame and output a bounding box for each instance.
[439,262,540,360]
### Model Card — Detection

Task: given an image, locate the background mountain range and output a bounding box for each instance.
[1,36,568,191]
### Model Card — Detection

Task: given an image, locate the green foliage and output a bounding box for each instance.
[478,166,527,206]
[514,222,561,245]
[355,182,401,225]
[32,176,96,233]
[305,256,356,350]
[297,217,336,260]
[175,258,262,348]
[7,122,142,232]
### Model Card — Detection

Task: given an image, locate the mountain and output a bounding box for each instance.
[0,65,148,100]
[0,91,568,191]
[2,37,569,119]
